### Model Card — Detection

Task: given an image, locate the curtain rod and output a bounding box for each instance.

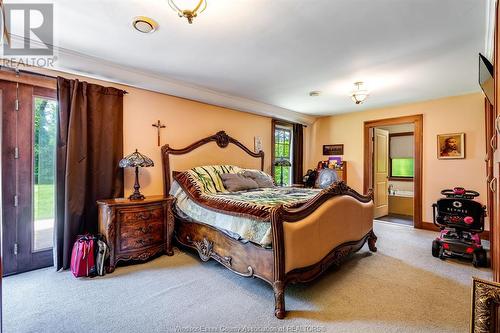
[0,65,129,94]
[272,118,308,128]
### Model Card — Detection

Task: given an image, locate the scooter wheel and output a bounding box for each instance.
[473,249,488,268]
[432,240,440,258]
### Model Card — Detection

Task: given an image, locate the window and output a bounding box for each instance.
[389,133,414,180]
[391,158,414,178]
[273,124,293,186]
[33,97,57,251]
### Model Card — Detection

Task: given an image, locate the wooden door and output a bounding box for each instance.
[374,128,389,218]
[485,99,495,256]
[0,80,56,275]
[493,0,500,283]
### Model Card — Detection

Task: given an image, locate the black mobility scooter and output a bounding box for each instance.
[431,187,488,267]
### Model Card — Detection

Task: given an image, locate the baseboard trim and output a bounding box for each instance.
[421,222,490,241]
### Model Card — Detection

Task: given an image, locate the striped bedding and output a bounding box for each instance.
[170,165,321,247]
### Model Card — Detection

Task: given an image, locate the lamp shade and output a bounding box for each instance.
[351,91,369,104]
[274,157,292,167]
[119,149,154,168]
[351,81,369,105]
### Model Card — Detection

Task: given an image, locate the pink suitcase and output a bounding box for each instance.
[70,235,96,277]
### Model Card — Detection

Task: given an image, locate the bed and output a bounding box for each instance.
[161,131,377,318]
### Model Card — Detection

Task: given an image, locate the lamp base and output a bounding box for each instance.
[129,166,145,200]
[128,192,145,201]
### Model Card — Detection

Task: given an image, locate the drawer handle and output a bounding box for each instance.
[489,177,497,193]
[137,212,152,220]
[136,238,154,246]
[496,115,500,135]
[137,225,154,234]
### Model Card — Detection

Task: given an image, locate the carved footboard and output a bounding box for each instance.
[270,182,376,318]
[175,215,275,284]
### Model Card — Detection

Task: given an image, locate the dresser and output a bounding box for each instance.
[97,195,174,272]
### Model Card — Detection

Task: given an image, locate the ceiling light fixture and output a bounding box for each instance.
[168,0,207,24]
[351,81,369,104]
[309,91,321,97]
[132,16,159,33]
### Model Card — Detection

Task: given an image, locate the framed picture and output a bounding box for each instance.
[437,133,465,159]
[323,144,344,156]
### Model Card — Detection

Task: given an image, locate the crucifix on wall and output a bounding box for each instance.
[152,120,166,146]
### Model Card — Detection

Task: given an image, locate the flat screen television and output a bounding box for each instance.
[479,53,494,105]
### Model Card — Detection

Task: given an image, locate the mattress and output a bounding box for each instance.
[170,181,321,247]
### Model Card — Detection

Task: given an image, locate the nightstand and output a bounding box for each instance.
[97,195,174,273]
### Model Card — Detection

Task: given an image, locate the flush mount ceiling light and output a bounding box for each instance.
[309,91,321,97]
[168,0,207,24]
[132,16,159,33]
[351,81,369,105]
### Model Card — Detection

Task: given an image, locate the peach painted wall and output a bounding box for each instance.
[308,92,487,225]
[122,88,272,197]
[32,68,273,197]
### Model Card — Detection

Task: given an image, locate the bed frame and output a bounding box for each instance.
[161,131,377,318]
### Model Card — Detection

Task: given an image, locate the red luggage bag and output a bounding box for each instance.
[70,235,96,277]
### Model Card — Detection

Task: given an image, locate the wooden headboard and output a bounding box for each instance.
[161,131,265,196]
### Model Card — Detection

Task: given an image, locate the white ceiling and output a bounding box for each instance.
[5,0,489,120]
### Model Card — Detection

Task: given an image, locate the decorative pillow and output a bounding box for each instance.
[220,173,259,192]
[242,169,275,188]
[189,165,241,194]
[315,168,339,189]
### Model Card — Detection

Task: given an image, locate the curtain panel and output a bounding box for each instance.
[55,77,124,270]
[292,123,304,184]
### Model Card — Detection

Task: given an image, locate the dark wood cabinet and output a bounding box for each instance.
[97,195,174,272]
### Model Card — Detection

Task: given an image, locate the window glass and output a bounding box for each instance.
[274,127,292,185]
[391,158,414,178]
[33,97,57,251]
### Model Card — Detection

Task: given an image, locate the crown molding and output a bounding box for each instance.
[4,34,316,125]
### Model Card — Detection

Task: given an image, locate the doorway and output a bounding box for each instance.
[372,124,415,226]
[1,79,57,275]
[364,115,423,228]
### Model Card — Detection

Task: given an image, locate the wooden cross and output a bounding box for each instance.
[152,120,166,146]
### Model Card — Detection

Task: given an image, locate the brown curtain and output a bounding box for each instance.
[55,77,124,270]
[292,123,304,184]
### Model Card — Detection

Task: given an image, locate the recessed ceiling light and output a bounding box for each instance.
[309,91,321,97]
[132,16,159,34]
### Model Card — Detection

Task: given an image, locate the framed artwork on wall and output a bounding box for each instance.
[323,144,344,156]
[437,133,465,159]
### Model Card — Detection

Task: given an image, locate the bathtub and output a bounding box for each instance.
[389,190,414,216]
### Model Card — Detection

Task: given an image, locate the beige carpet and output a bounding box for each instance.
[3,221,492,333]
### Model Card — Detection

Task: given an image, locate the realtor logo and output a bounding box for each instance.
[3,4,53,56]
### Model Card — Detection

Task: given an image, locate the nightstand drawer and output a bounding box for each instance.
[120,220,164,251]
[120,206,163,224]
